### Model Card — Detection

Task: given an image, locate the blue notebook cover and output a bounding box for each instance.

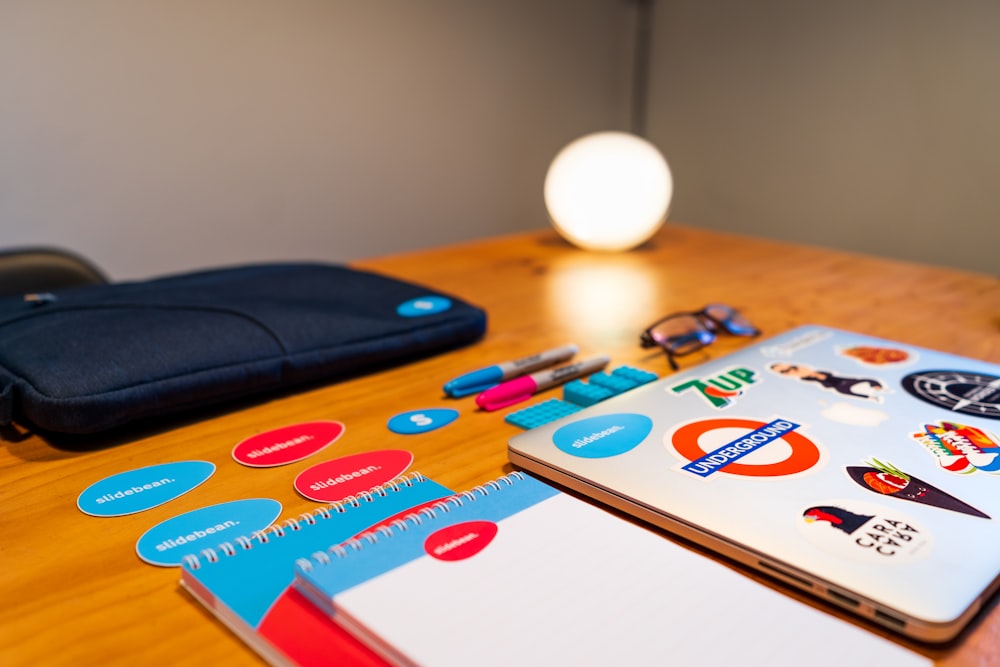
[180,473,452,667]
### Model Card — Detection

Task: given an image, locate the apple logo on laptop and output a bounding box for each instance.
[820,402,889,427]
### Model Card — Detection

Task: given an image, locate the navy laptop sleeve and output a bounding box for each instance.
[0,263,486,435]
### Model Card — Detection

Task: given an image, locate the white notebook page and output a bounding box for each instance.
[334,492,930,667]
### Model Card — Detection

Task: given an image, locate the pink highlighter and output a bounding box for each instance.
[475,355,610,411]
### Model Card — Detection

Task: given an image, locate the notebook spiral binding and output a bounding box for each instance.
[181,472,430,570]
[295,471,525,572]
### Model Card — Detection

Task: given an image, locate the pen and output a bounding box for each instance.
[443,344,579,397]
[475,355,611,411]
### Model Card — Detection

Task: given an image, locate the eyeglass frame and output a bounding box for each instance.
[639,304,760,370]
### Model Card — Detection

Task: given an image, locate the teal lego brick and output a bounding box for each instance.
[563,379,615,406]
[505,399,583,430]
[611,366,658,387]
[587,372,636,394]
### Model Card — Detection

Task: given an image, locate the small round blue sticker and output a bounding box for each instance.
[388,408,460,434]
[397,296,452,317]
[553,413,653,459]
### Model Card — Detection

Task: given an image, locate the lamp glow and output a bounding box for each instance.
[544,131,672,251]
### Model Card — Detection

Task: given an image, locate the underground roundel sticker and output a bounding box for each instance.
[665,416,824,480]
[799,500,932,564]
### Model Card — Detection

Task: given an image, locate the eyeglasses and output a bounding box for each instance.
[639,304,760,370]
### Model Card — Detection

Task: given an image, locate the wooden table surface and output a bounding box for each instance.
[2,224,999,666]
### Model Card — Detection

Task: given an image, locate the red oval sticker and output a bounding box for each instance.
[293,449,414,502]
[233,421,346,467]
[424,520,498,562]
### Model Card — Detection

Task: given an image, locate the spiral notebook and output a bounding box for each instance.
[293,472,926,667]
[180,473,453,667]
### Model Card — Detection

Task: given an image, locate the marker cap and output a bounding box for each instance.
[475,376,538,411]
[443,367,504,397]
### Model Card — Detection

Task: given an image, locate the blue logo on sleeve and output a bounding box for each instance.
[553,413,653,458]
[77,461,216,517]
[136,498,282,567]
[397,296,452,317]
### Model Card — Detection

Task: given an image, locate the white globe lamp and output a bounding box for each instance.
[544,131,672,251]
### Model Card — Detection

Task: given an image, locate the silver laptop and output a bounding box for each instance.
[508,325,1000,642]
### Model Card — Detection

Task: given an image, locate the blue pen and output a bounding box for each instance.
[443,344,579,397]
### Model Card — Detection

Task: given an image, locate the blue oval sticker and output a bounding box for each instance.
[388,408,459,434]
[553,413,653,459]
[77,460,216,517]
[397,296,452,317]
[135,498,281,567]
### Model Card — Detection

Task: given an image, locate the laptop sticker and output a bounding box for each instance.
[837,345,914,367]
[902,370,1000,420]
[759,328,832,358]
[910,421,1000,474]
[667,417,824,479]
[670,366,757,409]
[552,413,652,459]
[800,501,932,563]
[846,459,990,518]
[769,362,890,403]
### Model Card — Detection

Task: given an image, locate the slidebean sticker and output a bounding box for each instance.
[388,409,459,435]
[425,520,498,561]
[397,296,452,317]
[553,414,652,459]
[294,449,414,502]
[136,498,281,567]
[233,421,346,467]
[77,461,216,517]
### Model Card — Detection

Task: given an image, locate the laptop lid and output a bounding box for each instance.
[508,325,1000,642]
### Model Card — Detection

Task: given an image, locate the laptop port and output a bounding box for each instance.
[874,609,906,629]
[758,560,813,588]
[827,589,859,608]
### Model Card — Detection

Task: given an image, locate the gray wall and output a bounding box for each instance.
[4,1,996,280]
[1,1,634,280]
[646,0,1000,274]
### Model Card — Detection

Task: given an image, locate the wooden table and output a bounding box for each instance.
[2,224,998,666]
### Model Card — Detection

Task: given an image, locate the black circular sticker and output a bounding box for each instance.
[901,370,1000,420]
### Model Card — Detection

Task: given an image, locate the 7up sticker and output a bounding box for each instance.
[671,367,757,408]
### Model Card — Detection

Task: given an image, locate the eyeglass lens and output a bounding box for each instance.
[702,304,759,336]
[646,314,715,354]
